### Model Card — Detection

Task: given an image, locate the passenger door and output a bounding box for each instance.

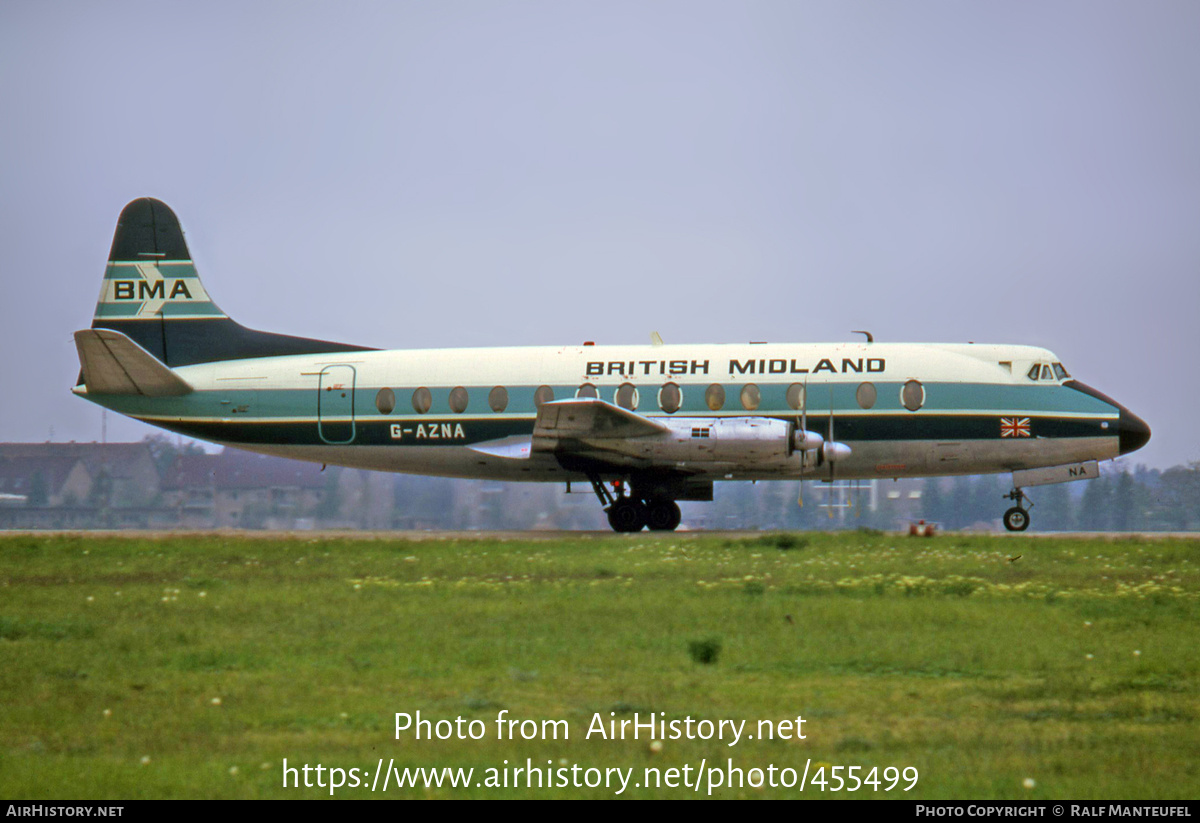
[317,365,356,444]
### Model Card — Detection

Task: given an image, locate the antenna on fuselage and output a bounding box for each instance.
[852,330,874,343]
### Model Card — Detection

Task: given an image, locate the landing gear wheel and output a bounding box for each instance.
[645,499,682,531]
[607,499,647,532]
[1003,507,1030,532]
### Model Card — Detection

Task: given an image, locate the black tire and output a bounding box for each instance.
[607,499,647,532]
[1003,507,1030,532]
[646,499,682,531]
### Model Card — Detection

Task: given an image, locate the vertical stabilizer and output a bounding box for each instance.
[90,198,374,367]
[95,198,227,323]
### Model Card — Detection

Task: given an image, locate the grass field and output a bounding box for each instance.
[1,530,1197,799]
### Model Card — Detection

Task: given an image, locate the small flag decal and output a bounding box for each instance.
[1000,417,1031,437]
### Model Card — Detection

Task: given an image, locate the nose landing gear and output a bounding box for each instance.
[1003,487,1032,532]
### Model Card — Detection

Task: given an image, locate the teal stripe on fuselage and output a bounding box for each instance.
[917,383,1112,414]
[90,381,1118,421]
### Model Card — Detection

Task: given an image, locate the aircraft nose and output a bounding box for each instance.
[1118,406,1151,456]
[1065,380,1151,457]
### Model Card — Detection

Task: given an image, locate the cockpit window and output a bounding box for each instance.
[1028,362,1069,382]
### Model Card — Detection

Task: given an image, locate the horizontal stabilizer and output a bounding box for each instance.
[74,329,193,396]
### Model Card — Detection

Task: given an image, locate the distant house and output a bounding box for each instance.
[0,442,159,506]
[162,448,328,529]
[0,442,161,528]
[0,455,91,506]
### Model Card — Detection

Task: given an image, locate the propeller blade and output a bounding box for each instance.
[828,387,836,484]
[801,376,808,436]
[828,388,835,518]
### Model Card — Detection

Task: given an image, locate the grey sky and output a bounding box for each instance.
[2,1,1197,470]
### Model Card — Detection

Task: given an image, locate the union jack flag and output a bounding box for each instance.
[1000,417,1031,437]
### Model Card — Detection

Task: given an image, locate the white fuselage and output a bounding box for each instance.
[83,340,1122,483]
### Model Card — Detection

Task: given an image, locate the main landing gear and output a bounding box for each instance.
[1002,487,1031,532]
[589,476,682,532]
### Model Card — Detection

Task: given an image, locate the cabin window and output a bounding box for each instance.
[488,386,508,412]
[375,387,396,415]
[576,383,598,399]
[534,385,555,409]
[740,383,760,411]
[658,382,682,414]
[901,379,924,412]
[615,382,638,410]
[705,383,725,411]
[1027,364,1041,381]
[412,387,432,414]
[449,386,469,414]
[786,383,806,411]
[1053,362,1069,380]
[856,382,877,409]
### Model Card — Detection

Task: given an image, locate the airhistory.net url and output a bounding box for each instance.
[281,757,918,796]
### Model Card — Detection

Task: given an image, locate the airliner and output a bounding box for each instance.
[73,198,1150,532]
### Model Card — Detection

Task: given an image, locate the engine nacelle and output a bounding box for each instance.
[656,416,795,465]
[707,417,794,460]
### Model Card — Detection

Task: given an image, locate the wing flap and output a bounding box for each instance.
[74,329,193,396]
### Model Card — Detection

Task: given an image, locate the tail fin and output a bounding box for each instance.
[95,198,227,325]
[91,198,374,367]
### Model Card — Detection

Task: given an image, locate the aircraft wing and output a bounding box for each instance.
[533,398,670,441]
[466,399,670,463]
[529,398,677,469]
